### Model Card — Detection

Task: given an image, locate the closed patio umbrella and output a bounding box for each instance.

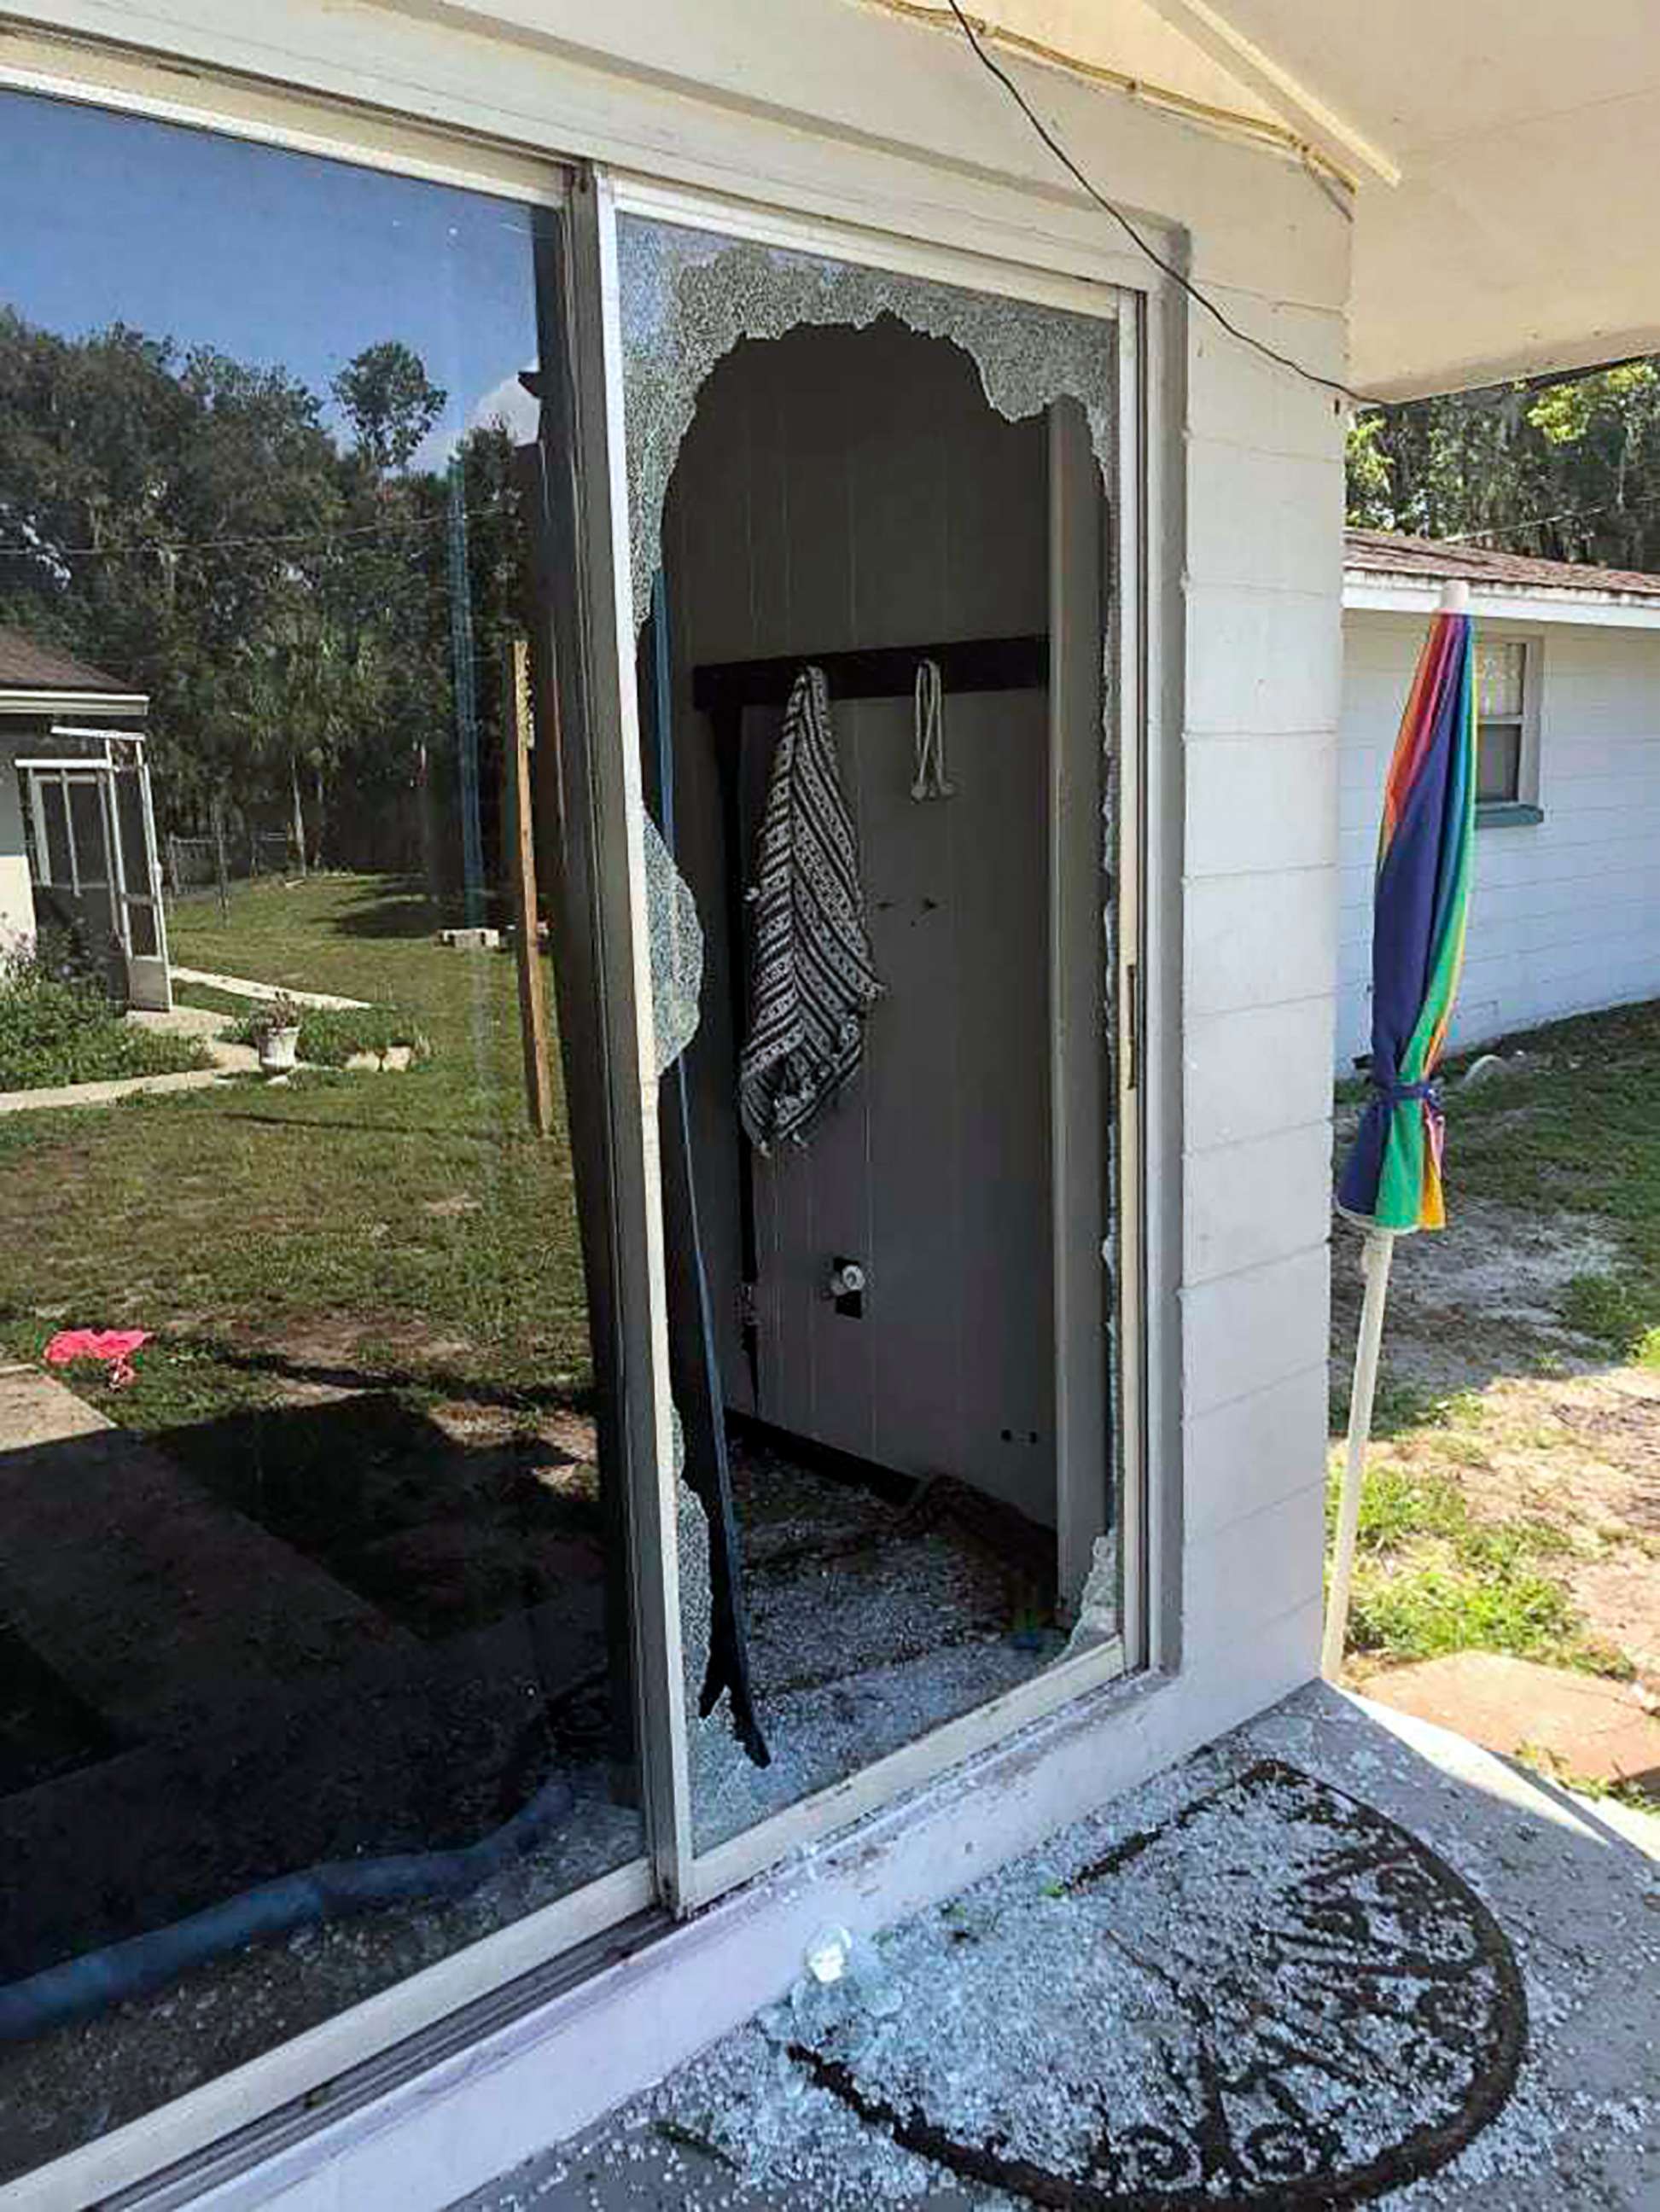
[1323,579,1477,1676]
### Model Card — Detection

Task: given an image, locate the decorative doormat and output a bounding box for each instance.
[766,1761,1525,2208]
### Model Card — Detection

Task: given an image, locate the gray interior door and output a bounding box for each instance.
[742,688,1056,1524]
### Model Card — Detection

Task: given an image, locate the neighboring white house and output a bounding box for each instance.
[0,5,1656,2209]
[1339,530,1660,1068]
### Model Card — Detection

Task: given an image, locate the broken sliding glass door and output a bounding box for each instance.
[600,194,1138,1882]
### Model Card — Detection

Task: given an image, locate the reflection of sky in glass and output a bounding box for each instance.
[0,88,539,465]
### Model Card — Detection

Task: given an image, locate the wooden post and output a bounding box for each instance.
[211,798,230,923]
[505,635,555,1137]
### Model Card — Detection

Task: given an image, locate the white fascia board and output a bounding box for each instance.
[1342,576,1660,633]
[0,690,150,717]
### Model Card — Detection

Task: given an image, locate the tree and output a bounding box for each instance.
[1346,355,1660,573]
[330,341,446,476]
[0,308,527,884]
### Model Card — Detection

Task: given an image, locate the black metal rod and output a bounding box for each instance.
[692,632,1047,716]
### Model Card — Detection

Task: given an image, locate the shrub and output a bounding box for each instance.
[0,958,208,1090]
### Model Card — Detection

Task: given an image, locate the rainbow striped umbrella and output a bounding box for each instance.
[1324,582,1477,1673]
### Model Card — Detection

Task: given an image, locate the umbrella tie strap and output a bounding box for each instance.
[1372,1074,1438,1108]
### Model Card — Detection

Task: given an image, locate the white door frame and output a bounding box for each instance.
[596,172,1153,1912]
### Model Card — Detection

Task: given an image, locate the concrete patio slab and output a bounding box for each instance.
[1362,1651,1660,1795]
[457,1683,1660,2212]
[128,1005,262,1073]
[0,1365,410,1739]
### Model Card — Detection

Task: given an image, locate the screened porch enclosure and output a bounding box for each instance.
[19,731,172,1010]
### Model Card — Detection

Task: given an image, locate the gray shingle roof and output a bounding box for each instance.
[0,625,140,697]
[1345,527,1660,602]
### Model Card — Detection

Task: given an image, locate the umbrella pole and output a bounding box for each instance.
[1322,1225,1396,1677]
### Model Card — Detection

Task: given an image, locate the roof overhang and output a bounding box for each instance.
[884,1,1660,398]
[0,691,150,719]
[1343,576,1660,633]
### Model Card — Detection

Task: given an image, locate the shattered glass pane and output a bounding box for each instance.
[618,215,1119,634]
[643,810,703,1074]
[623,211,1127,1852]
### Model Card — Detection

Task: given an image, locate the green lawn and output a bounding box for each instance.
[0,873,591,1441]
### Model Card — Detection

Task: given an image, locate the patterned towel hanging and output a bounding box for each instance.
[738,666,882,1151]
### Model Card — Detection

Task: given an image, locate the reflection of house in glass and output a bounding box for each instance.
[0,625,170,1009]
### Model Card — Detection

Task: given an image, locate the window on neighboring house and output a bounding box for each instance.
[1476,638,1530,809]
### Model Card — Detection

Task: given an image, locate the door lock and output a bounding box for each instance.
[827,1257,866,1316]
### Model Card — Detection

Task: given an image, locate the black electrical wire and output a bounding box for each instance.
[941,0,1377,411]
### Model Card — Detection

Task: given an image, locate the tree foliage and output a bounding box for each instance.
[0,311,525,875]
[1346,358,1660,573]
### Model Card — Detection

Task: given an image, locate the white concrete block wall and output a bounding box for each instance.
[1337,611,1660,1065]
[0,742,38,955]
[1178,291,1346,1692]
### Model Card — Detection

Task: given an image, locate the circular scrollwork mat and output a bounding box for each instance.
[781,1760,1525,2209]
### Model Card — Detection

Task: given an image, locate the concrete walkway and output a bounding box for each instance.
[457,1683,1660,2212]
[0,1007,259,1114]
[0,1066,227,1114]
[170,963,370,1010]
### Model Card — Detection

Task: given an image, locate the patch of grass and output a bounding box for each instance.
[1446,1000,1660,1344]
[1325,1460,1465,1551]
[1350,1559,1579,1667]
[1513,1741,1657,1810]
[171,981,253,1020]
[1329,1375,1459,1441]
[1328,1454,1616,1676]
[0,970,208,1091]
[1559,1271,1651,1356]
[0,875,591,1440]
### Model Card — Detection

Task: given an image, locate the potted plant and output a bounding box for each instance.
[248,993,304,1074]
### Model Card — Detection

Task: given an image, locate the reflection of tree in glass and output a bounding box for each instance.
[331,339,446,476]
[0,312,527,889]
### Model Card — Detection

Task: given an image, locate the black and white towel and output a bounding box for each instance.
[738,666,882,1151]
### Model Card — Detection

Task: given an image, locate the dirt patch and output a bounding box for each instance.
[1332,1198,1621,1394]
[1570,1556,1660,1683]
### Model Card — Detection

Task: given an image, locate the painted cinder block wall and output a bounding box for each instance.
[0,741,39,954]
[1337,610,1660,1066]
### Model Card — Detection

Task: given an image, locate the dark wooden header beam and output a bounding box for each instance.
[690,632,1047,717]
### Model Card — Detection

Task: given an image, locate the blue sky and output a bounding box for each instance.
[0,88,541,464]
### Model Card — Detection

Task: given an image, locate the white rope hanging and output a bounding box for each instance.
[911,656,955,800]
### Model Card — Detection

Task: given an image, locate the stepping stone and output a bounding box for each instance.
[0,1368,410,1743]
[1362,1650,1660,1794]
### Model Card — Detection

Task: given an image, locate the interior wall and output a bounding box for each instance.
[660,319,1057,1516]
